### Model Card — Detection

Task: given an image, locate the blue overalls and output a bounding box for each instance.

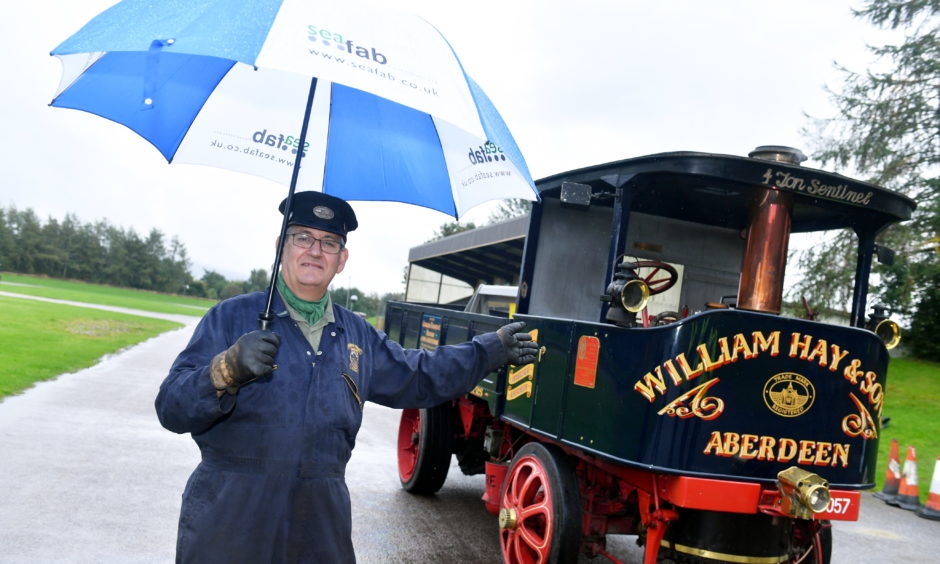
[156,291,504,563]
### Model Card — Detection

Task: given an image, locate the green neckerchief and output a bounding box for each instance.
[276,273,329,325]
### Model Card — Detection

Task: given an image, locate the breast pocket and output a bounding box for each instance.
[318,367,364,441]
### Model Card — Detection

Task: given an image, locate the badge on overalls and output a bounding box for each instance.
[347,344,363,373]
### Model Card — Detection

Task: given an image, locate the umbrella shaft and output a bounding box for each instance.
[260,77,320,329]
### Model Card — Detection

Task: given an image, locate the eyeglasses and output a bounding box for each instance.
[286,232,344,254]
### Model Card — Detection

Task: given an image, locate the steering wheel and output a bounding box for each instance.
[631,260,678,296]
[651,310,681,326]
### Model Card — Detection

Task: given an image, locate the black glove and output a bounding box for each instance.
[496,322,539,366]
[210,330,281,395]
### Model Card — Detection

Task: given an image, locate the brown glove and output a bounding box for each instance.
[210,330,280,395]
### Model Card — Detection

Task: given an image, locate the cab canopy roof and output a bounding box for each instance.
[535,151,916,234]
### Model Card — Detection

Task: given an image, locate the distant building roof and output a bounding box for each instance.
[407,215,528,286]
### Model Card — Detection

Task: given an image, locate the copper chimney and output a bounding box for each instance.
[737,146,805,314]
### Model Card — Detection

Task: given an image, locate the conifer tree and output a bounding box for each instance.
[798,0,938,359]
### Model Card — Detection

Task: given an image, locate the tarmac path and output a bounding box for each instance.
[0,313,201,563]
[0,294,936,563]
[0,289,203,324]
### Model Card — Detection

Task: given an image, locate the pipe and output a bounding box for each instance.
[737,188,793,314]
[737,146,804,314]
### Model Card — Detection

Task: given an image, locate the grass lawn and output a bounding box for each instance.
[875,356,940,501]
[0,295,182,398]
[0,272,215,316]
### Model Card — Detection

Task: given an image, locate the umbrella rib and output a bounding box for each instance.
[167,59,239,163]
[429,118,458,218]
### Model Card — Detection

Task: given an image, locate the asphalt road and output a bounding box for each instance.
[0,302,936,563]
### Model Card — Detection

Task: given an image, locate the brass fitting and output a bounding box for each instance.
[776,466,831,519]
[498,507,518,530]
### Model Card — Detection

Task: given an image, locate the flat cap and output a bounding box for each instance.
[279,191,358,238]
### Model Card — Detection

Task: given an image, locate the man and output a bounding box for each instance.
[155,191,537,563]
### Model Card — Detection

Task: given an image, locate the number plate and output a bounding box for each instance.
[814,490,861,520]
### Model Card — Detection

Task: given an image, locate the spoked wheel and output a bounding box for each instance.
[397,403,453,494]
[499,443,581,564]
[632,260,679,295]
[794,520,831,564]
[812,522,832,564]
[816,521,832,564]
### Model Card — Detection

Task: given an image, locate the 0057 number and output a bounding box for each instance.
[825,497,852,514]
[815,491,860,520]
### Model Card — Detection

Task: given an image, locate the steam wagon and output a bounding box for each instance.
[384,146,913,563]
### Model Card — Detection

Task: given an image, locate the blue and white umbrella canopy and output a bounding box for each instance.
[50,0,537,218]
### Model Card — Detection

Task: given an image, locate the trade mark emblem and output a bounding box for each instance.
[763,372,815,417]
[313,205,334,220]
[347,344,363,373]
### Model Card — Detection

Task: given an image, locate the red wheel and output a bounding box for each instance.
[633,260,678,295]
[791,520,831,564]
[397,409,421,483]
[397,404,453,494]
[816,522,832,564]
[499,443,581,564]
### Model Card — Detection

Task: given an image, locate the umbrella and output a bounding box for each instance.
[49,0,538,326]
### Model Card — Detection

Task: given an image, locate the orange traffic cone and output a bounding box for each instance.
[873,438,901,504]
[917,455,940,520]
[887,445,921,511]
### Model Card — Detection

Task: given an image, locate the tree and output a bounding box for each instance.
[219,282,245,300]
[798,0,939,347]
[488,198,532,224]
[426,220,477,242]
[8,208,44,274]
[0,208,13,270]
[906,270,940,360]
[63,215,103,281]
[330,286,364,311]
[35,216,65,277]
[185,279,209,298]
[201,269,227,299]
[245,268,270,292]
[0,204,276,298]
[161,236,194,294]
[102,225,131,286]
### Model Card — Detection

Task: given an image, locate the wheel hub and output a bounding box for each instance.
[498,507,518,530]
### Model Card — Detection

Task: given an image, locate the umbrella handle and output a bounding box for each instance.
[258,312,274,331]
[259,77,319,331]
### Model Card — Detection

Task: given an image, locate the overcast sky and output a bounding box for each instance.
[2,1,891,296]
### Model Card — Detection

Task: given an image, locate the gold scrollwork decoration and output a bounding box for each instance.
[842,392,878,440]
[657,378,724,420]
[506,364,535,401]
